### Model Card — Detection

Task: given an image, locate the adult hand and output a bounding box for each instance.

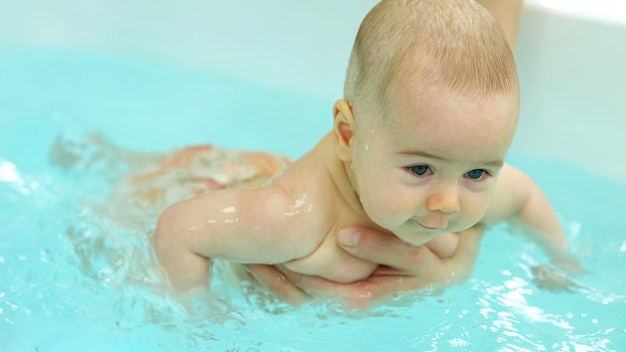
[244,224,484,308]
[290,225,484,307]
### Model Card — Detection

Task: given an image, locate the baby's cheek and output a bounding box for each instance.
[461,195,490,224]
[363,190,412,223]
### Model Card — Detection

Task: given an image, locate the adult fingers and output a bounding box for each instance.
[343,275,447,308]
[309,274,448,309]
[449,225,484,263]
[440,224,485,284]
[336,226,441,272]
[243,264,310,305]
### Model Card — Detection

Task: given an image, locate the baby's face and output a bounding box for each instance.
[348,80,518,245]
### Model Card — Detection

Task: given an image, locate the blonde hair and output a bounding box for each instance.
[344,0,518,117]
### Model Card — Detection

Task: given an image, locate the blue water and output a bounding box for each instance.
[1,47,625,351]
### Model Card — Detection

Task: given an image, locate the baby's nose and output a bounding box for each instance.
[426,182,460,214]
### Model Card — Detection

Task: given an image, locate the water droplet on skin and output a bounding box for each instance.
[222,206,236,213]
[283,194,312,216]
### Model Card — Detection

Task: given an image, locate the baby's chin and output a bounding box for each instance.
[391,222,479,246]
[392,228,440,246]
[364,218,427,241]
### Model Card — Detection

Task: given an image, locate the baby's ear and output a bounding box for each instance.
[333,100,355,161]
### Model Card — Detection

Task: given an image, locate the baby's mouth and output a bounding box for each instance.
[416,221,438,230]
[397,221,441,245]
[414,219,449,233]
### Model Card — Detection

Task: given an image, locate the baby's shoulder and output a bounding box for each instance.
[268,153,339,218]
[276,145,337,191]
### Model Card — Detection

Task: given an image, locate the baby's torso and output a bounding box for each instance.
[118,136,380,284]
[119,134,459,290]
[277,211,382,284]
[265,134,460,285]
[268,135,386,283]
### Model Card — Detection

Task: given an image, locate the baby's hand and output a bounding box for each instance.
[550,252,588,274]
[531,265,582,292]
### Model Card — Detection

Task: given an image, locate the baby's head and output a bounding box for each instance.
[342,0,518,121]
[334,0,520,245]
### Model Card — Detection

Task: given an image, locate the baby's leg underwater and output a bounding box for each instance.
[50,133,161,175]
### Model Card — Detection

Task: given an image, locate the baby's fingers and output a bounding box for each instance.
[551,256,589,275]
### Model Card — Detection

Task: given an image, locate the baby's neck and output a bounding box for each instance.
[316,132,365,217]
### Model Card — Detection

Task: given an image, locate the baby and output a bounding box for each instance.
[153,0,576,298]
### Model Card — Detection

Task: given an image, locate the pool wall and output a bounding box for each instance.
[0,0,624,183]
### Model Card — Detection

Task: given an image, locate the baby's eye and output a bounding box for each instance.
[406,165,431,176]
[465,169,489,181]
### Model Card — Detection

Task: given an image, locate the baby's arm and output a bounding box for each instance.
[484,164,580,270]
[153,185,314,293]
